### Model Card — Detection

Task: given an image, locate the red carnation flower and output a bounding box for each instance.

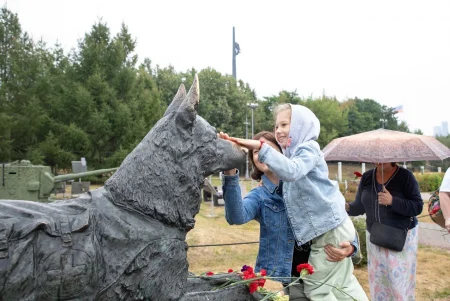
[258,278,266,287]
[354,171,363,178]
[243,270,255,280]
[260,269,267,276]
[206,271,214,276]
[296,263,314,276]
[249,281,259,293]
[228,269,234,273]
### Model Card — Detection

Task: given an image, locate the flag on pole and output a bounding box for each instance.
[393,105,404,113]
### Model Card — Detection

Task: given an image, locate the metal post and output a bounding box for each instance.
[245,114,248,140]
[251,109,254,138]
[247,103,258,138]
[244,114,249,179]
[208,175,216,217]
[361,163,366,174]
[247,103,258,186]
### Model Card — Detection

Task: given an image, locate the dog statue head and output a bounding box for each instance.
[105,75,246,231]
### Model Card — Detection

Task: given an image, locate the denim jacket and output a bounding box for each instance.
[258,140,348,245]
[222,173,295,281]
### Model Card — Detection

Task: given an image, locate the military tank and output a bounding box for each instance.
[0,160,117,202]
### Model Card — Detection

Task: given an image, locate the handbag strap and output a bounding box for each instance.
[372,168,413,231]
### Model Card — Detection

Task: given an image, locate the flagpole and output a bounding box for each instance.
[232,27,236,79]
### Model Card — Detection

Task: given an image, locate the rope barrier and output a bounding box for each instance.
[188,241,259,248]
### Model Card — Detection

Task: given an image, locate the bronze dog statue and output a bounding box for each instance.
[0,75,257,301]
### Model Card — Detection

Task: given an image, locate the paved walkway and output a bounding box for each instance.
[417,192,450,250]
[418,222,450,250]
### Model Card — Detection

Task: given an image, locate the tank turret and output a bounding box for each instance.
[0,160,117,202]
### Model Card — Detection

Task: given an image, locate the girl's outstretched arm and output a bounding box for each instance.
[258,143,319,182]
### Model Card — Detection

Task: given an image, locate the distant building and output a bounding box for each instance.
[434,126,442,137]
[442,121,449,136]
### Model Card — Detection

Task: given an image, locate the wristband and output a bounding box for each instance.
[259,140,265,150]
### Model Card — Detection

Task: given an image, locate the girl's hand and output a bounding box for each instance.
[231,138,261,150]
[218,132,232,141]
[218,132,261,150]
[218,133,239,176]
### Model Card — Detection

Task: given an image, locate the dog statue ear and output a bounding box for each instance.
[176,74,199,129]
[163,84,186,117]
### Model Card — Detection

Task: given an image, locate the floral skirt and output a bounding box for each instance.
[366,226,418,301]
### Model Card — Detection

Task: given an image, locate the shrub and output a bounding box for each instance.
[414,173,444,192]
[351,217,367,267]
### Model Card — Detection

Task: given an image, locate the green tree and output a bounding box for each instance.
[303,95,348,147]
[36,132,75,169]
[0,7,24,161]
[196,68,256,137]
[0,7,54,161]
[344,98,409,135]
[155,65,184,106]
[67,21,164,167]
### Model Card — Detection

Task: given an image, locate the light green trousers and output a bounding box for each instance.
[289,217,368,301]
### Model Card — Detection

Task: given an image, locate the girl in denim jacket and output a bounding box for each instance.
[221,131,360,300]
[224,105,367,301]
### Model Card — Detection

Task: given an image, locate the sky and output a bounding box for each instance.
[2,0,450,135]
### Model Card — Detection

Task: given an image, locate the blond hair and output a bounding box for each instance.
[273,103,291,120]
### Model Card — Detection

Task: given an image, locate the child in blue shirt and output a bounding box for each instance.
[224,104,367,301]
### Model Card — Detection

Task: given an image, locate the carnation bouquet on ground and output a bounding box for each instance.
[193,263,357,301]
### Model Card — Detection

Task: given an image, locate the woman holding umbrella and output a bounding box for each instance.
[322,128,450,300]
[345,162,423,300]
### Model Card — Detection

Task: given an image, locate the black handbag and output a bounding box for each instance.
[369,168,412,252]
[369,221,409,252]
